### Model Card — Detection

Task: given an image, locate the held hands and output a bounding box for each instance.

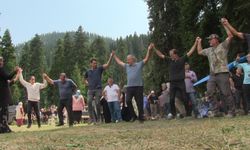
[221,18,229,26]
[196,37,202,43]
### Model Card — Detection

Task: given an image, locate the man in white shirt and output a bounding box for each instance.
[18,69,47,128]
[103,77,121,123]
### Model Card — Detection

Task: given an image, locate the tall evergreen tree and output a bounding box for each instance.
[63,32,74,77]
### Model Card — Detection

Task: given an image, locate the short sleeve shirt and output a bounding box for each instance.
[125,61,144,87]
[53,79,76,100]
[166,55,188,81]
[103,84,120,102]
[201,40,230,74]
[236,63,250,84]
[84,66,104,90]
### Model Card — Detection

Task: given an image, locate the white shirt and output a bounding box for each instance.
[103,84,120,102]
[19,73,47,102]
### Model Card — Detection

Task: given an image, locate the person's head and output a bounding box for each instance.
[90,58,97,69]
[246,53,250,63]
[29,76,36,84]
[0,56,4,67]
[169,49,179,60]
[76,90,81,96]
[150,90,155,96]
[60,73,66,82]
[207,34,220,47]
[185,62,190,70]
[107,77,114,85]
[127,55,136,65]
[236,67,243,75]
[161,83,167,91]
[18,102,23,106]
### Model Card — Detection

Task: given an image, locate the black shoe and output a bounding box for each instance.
[27,124,31,128]
[130,117,137,122]
[38,124,41,128]
[56,123,64,127]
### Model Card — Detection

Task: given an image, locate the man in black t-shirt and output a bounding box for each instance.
[223,18,250,52]
[84,54,113,123]
[153,38,198,118]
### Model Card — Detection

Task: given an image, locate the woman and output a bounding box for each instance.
[72,90,85,123]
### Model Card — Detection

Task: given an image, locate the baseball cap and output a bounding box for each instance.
[206,34,219,40]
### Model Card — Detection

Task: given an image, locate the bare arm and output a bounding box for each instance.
[187,38,198,57]
[43,73,54,85]
[222,18,244,39]
[221,18,234,42]
[197,37,203,55]
[103,53,114,69]
[143,43,153,64]
[113,51,126,67]
[153,44,165,59]
[19,71,29,87]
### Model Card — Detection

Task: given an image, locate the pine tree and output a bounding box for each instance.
[63,32,73,77]
[89,37,108,65]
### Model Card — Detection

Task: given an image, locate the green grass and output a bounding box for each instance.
[1,116,250,150]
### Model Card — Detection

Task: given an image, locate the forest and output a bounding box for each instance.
[1,0,250,107]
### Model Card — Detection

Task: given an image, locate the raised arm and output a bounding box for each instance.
[39,74,48,89]
[103,53,114,69]
[221,18,234,42]
[197,37,203,55]
[143,43,153,64]
[113,51,126,67]
[19,70,29,87]
[222,18,244,39]
[187,38,199,57]
[153,44,165,59]
[43,73,54,85]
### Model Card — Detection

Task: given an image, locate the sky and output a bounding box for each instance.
[0,0,149,45]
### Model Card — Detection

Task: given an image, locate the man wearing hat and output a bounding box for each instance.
[197,18,235,117]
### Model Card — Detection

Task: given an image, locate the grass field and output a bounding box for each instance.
[1,116,250,150]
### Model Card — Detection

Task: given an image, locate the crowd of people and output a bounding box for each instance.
[1,18,250,134]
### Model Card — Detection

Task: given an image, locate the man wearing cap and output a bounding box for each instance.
[0,56,19,133]
[221,18,250,52]
[197,18,235,117]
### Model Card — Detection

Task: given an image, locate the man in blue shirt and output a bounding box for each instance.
[44,73,77,127]
[84,54,113,123]
[113,43,153,123]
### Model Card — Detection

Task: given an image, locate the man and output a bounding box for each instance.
[0,56,19,133]
[153,39,198,119]
[103,77,121,123]
[197,18,235,117]
[113,43,153,123]
[84,54,113,123]
[44,73,77,126]
[18,69,47,128]
[222,18,250,52]
[147,90,158,120]
[184,62,199,117]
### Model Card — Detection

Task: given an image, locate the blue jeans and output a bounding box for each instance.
[187,92,199,116]
[108,101,121,122]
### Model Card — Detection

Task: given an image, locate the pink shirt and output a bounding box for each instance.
[72,95,85,111]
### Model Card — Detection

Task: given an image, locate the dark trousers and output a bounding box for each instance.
[58,99,73,126]
[27,101,40,126]
[0,105,11,133]
[243,84,250,114]
[126,86,144,121]
[170,80,186,116]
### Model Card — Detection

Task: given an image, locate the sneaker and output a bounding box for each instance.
[167,113,174,120]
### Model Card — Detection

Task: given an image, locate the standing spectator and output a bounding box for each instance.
[103,77,121,123]
[120,86,132,122]
[147,91,158,120]
[154,39,198,119]
[44,73,77,127]
[231,67,244,112]
[197,18,235,117]
[185,62,199,117]
[234,53,250,115]
[16,102,24,127]
[158,83,170,118]
[84,54,113,124]
[113,43,153,123]
[72,90,85,124]
[0,56,19,133]
[18,69,47,128]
